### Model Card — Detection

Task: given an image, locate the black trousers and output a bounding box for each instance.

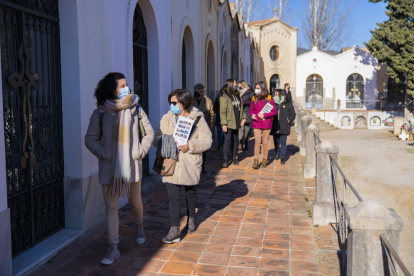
[166,183,197,227]
[223,129,239,158]
[202,151,207,170]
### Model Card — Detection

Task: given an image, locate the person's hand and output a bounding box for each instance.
[252,114,257,121]
[222,125,228,133]
[287,119,290,123]
[178,143,190,153]
[258,113,264,120]
[242,100,246,105]
[241,119,246,127]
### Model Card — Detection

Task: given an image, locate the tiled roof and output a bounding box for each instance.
[246,18,274,27]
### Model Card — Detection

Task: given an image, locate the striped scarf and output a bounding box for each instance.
[101,94,139,198]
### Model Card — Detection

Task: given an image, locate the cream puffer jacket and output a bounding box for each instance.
[153,107,212,186]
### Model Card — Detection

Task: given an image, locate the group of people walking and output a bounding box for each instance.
[84,72,295,265]
[215,79,296,168]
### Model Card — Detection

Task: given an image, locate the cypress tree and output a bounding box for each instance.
[366,0,414,114]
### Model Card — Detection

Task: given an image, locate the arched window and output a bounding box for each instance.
[346,74,364,108]
[182,39,186,89]
[387,76,406,109]
[133,3,149,177]
[306,74,323,109]
[270,74,280,94]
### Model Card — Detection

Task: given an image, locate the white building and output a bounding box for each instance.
[296,46,378,110]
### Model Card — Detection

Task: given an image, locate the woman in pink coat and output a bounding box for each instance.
[249,81,277,169]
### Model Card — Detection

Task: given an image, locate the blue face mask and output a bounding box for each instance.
[170,104,182,115]
[117,87,130,99]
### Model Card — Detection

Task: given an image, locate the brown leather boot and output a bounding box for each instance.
[261,159,268,168]
[252,159,259,169]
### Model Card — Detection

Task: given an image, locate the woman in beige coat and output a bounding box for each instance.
[154,89,212,244]
[85,72,154,265]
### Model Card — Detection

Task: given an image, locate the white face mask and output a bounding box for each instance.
[254,89,261,95]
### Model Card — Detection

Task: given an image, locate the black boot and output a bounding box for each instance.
[275,153,280,160]
[244,141,249,150]
[281,158,286,165]
[218,143,223,150]
[221,156,229,168]
[201,164,207,174]
[233,155,239,165]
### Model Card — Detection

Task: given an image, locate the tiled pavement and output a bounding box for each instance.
[32,129,331,276]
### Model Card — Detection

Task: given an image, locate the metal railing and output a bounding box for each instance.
[313,132,411,275]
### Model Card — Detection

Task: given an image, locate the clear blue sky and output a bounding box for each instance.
[260,0,389,50]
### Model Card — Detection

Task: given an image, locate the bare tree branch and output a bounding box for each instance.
[267,0,296,25]
[230,0,265,22]
[302,0,356,51]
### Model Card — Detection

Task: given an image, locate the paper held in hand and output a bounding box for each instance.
[259,102,274,120]
[173,116,194,146]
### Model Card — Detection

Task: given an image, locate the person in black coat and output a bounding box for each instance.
[238,80,253,150]
[284,83,293,103]
[213,89,224,149]
[271,89,296,165]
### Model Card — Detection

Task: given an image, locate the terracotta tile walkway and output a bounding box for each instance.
[32,130,326,276]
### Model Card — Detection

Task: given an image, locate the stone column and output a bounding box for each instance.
[295,107,303,128]
[337,99,341,112]
[304,124,319,178]
[313,141,338,225]
[312,98,316,114]
[297,111,307,143]
[300,115,312,156]
[346,199,403,276]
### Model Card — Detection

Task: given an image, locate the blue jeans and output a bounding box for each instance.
[217,126,224,144]
[274,134,287,158]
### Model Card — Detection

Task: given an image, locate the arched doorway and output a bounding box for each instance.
[270,74,281,94]
[306,74,323,109]
[222,50,228,84]
[1,0,64,256]
[207,41,215,98]
[346,74,364,108]
[133,3,149,177]
[387,76,406,109]
[182,26,195,89]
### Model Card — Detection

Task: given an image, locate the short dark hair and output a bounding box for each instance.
[94,72,125,107]
[255,81,269,100]
[220,79,237,96]
[168,89,193,111]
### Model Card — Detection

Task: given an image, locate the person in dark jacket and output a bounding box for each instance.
[238,80,253,151]
[213,90,224,150]
[284,83,293,103]
[271,89,296,165]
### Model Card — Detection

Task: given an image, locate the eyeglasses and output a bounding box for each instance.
[170,101,179,106]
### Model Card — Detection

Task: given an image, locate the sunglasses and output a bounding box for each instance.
[170,101,179,106]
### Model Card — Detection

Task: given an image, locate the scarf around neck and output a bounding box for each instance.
[273,95,285,105]
[101,94,139,198]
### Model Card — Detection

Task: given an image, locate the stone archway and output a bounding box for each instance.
[182,26,195,89]
[206,40,215,98]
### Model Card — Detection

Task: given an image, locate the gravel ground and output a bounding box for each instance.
[320,129,414,272]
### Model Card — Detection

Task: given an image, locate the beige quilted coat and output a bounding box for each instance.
[153,107,212,186]
[85,107,154,185]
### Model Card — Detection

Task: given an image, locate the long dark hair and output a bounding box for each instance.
[94,72,125,107]
[276,89,289,103]
[220,79,237,96]
[255,81,269,100]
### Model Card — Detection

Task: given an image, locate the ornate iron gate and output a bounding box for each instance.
[133,4,149,177]
[0,0,64,257]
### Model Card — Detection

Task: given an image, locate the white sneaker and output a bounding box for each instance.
[101,242,120,265]
[135,224,146,245]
